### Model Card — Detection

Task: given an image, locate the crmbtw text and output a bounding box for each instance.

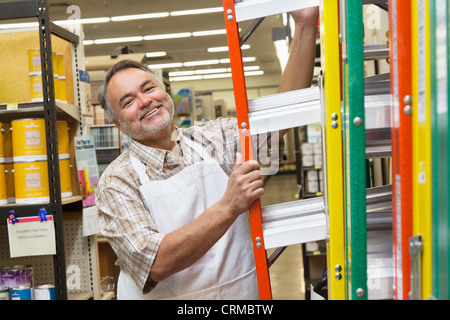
[177,304,274,317]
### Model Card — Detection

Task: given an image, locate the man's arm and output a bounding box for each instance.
[279,6,319,137]
[149,153,263,282]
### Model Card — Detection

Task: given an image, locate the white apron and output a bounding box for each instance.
[118,137,258,300]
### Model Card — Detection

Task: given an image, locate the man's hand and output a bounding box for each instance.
[219,153,264,217]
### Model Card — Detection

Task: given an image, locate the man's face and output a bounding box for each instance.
[106,67,174,145]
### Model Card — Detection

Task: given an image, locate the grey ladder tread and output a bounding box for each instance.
[248,86,321,133]
[234,0,319,22]
[261,197,326,249]
[364,43,390,60]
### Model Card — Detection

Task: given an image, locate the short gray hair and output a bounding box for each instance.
[98,59,164,121]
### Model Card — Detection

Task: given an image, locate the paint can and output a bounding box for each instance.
[13,160,49,204]
[60,159,73,198]
[0,163,7,205]
[34,284,55,300]
[9,286,31,300]
[0,287,9,300]
[2,122,13,162]
[55,55,67,103]
[5,162,15,203]
[0,122,4,162]
[57,120,70,159]
[27,49,41,76]
[11,119,47,162]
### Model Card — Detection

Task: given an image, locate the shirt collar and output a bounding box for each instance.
[129,127,184,171]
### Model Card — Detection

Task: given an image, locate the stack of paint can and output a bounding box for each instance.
[0,123,7,205]
[27,49,67,103]
[5,119,73,204]
[0,265,56,300]
[0,265,33,300]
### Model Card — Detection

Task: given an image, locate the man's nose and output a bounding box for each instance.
[137,92,151,108]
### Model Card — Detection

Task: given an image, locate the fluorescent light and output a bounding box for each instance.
[83,40,94,45]
[55,17,110,25]
[184,59,220,67]
[144,32,191,40]
[273,39,289,72]
[170,75,203,81]
[169,71,196,77]
[193,29,227,37]
[208,44,250,52]
[203,73,232,79]
[148,62,183,69]
[111,12,169,21]
[195,68,228,74]
[220,57,256,64]
[0,22,38,29]
[244,70,264,76]
[170,7,223,16]
[145,51,167,58]
[94,36,143,44]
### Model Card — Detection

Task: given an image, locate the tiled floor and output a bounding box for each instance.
[260,173,306,300]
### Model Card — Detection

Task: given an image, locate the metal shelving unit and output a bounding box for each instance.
[0,0,99,300]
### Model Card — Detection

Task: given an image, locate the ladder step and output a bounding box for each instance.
[364,43,390,60]
[235,0,319,22]
[364,93,391,130]
[248,86,321,133]
[261,197,325,249]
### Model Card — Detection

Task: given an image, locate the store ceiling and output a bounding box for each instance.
[45,0,287,77]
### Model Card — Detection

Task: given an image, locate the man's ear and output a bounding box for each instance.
[113,119,125,134]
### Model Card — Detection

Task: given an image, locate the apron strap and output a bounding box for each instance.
[183,134,215,163]
[129,154,151,184]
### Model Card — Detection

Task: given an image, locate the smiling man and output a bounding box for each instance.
[95,6,319,300]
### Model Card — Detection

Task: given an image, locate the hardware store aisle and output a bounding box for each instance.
[261,173,305,300]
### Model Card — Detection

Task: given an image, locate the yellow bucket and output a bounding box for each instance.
[55,55,67,103]
[14,161,49,204]
[5,162,15,203]
[12,119,47,162]
[60,159,72,198]
[0,164,7,204]
[27,49,41,76]
[29,75,43,102]
[57,121,70,160]
[2,122,13,162]
[0,122,5,162]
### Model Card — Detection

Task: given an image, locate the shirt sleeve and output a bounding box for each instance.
[96,169,165,294]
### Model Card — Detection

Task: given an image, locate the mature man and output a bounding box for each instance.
[96,6,318,300]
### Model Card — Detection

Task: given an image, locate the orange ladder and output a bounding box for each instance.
[222,0,321,300]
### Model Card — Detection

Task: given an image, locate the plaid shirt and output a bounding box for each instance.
[95,117,239,294]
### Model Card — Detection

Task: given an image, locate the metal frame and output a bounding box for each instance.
[389,0,413,300]
[0,0,81,300]
[319,0,346,300]
[341,0,368,300]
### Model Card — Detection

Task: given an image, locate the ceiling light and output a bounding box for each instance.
[219,57,256,64]
[111,12,169,22]
[169,71,196,77]
[148,62,183,69]
[0,22,38,29]
[184,59,220,67]
[83,40,94,45]
[94,36,143,44]
[195,68,228,74]
[170,75,204,82]
[208,44,250,52]
[170,7,223,16]
[55,17,110,25]
[144,32,191,40]
[193,29,227,37]
[145,51,167,58]
[203,73,232,79]
[273,39,289,72]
